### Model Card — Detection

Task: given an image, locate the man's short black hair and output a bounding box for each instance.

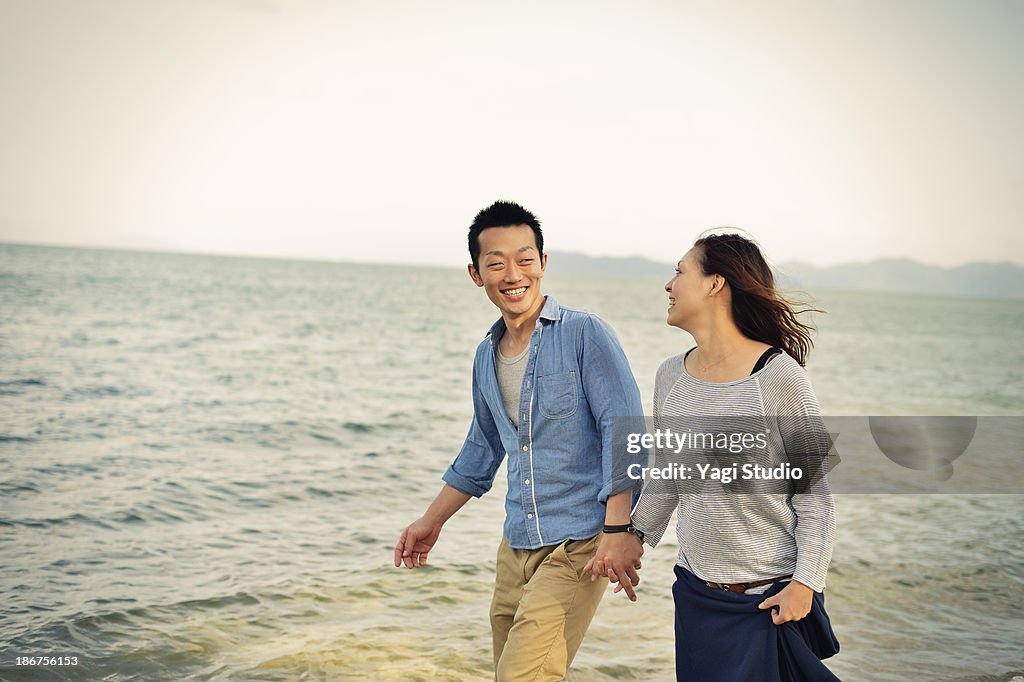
[468,201,543,270]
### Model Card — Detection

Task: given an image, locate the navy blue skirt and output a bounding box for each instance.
[673,565,840,681]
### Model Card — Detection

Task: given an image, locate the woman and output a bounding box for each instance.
[592,233,840,681]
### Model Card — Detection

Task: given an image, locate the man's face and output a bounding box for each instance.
[468,225,547,321]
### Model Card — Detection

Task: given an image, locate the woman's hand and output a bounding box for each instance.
[583,533,644,601]
[758,580,814,624]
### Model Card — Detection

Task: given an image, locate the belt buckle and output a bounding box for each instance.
[719,583,734,592]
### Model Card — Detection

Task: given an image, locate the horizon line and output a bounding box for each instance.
[1,238,1022,272]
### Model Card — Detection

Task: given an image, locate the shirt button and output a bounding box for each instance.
[527,513,534,519]
[522,445,528,452]
[524,479,530,485]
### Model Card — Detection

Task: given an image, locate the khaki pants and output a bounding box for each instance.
[490,534,606,682]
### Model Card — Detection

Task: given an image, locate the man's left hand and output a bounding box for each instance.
[582,533,644,601]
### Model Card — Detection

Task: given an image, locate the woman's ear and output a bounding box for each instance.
[709,274,723,297]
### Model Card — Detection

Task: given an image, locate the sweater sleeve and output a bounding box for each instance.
[630,357,682,548]
[774,364,836,592]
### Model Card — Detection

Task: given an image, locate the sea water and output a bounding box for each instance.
[1,243,1022,680]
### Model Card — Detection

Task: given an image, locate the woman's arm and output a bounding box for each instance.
[777,364,836,593]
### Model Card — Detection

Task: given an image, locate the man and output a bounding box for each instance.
[393,200,646,681]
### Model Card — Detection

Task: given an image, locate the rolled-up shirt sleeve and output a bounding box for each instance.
[442,356,505,498]
[578,315,646,503]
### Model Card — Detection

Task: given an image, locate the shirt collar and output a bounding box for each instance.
[486,296,562,342]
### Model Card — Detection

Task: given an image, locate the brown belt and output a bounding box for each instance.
[704,574,792,594]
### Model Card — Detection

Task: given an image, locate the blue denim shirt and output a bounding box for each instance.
[443,296,645,549]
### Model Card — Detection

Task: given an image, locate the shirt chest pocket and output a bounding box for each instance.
[537,371,578,419]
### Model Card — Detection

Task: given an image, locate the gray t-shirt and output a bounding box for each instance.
[495,344,530,428]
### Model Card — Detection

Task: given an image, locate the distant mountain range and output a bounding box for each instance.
[545,251,1024,300]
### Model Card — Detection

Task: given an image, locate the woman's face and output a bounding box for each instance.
[664,248,714,329]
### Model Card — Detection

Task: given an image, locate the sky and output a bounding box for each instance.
[1,0,1022,268]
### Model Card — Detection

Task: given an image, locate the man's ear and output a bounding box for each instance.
[540,252,548,272]
[467,263,484,287]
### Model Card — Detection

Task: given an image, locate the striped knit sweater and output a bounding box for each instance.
[631,349,836,592]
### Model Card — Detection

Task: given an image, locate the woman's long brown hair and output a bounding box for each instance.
[694,233,819,366]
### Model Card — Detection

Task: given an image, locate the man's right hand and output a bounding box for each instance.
[394,516,443,569]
